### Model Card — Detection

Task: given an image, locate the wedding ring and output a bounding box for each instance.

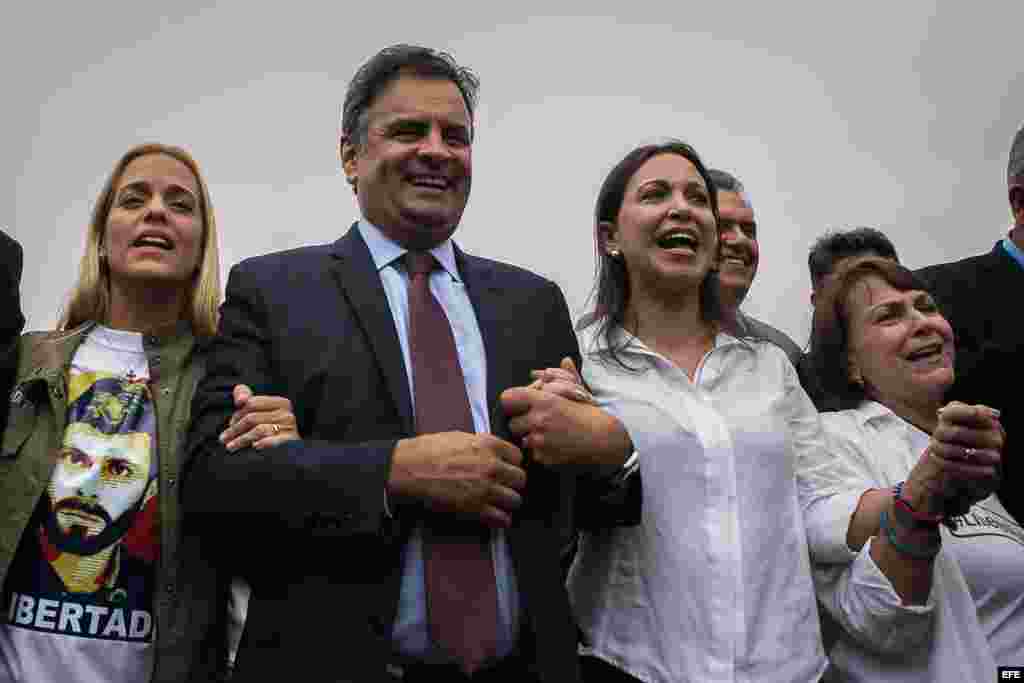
[272,424,281,435]
[964,447,976,461]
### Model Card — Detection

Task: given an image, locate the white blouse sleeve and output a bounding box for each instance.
[782,355,865,565]
[809,413,937,654]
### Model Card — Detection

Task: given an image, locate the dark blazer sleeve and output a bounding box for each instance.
[183,260,397,559]
[0,230,25,431]
[917,251,1023,523]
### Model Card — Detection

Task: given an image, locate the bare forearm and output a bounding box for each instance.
[849,487,936,606]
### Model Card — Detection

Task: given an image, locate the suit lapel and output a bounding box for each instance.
[987,241,1024,284]
[329,225,414,434]
[456,246,518,442]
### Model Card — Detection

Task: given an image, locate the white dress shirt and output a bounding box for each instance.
[569,323,831,683]
[357,221,520,662]
[809,401,1024,682]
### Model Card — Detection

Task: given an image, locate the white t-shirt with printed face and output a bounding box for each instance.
[1,326,158,683]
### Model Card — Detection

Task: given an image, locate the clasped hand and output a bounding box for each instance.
[385,358,629,528]
[906,401,1003,516]
[388,432,526,528]
[500,358,630,469]
[219,384,301,451]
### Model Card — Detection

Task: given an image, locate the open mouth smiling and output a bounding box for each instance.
[720,251,750,268]
[408,174,451,190]
[655,228,700,252]
[905,342,944,362]
[131,232,174,250]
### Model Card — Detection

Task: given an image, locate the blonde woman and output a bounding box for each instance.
[0,144,296,682]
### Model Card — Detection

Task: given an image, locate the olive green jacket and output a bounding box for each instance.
[0,322,226,682]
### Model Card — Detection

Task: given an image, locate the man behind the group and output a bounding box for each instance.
[915,125,1024,524]
[802,227,900,409]
[807,226,900,306]
[184,45,611,682]
[708,169,803,367]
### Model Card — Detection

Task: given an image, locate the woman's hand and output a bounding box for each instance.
[905,401,1003,516]
[527,357,595,404]
[220,384,300,452]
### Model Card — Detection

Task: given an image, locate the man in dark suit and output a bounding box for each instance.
[915,125,1024,524]
[917,126,1024,524]
[185,45,626,683]
[1,230,25,427]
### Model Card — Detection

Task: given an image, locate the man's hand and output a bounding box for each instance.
[387,432,527,528]
[220,384,300,451]
[528,357,595,404]
[501,384,631,469]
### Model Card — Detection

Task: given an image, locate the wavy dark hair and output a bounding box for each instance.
[341,44,480,150]
[807,227,899,293]
[807,257,933,411]
[582,139,722,370]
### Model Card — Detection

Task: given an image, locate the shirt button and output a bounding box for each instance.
[160,387,172,396]
[147,336,159,345]
[166,583,176,595]
[152,355,162,366]
[167,477,176,488]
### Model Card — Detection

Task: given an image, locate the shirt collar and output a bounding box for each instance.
[854,400,896,426]
[581,318,753,357]
[1001,235,1024,272]
[357,219,461,282]
[853,400,924,436]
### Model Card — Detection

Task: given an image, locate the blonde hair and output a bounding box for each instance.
[59,143,221,337]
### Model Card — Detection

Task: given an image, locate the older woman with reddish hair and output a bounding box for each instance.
[804,257,1020,682]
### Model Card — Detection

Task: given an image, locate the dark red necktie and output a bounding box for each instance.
[405,250,499,674]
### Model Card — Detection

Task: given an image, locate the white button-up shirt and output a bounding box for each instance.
[809,401,1023,682]
[569,324,832,683]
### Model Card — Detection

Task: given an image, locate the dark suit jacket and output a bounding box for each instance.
[1,230,25,430]
[916,241,1023,523]
[184,225,582,682]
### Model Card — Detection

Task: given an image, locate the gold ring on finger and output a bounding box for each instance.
[272,424,281,435]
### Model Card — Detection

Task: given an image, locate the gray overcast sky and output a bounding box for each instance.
[5,2,1023,345]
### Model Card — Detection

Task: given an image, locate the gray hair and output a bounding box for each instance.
[341,44,480,149]
[707,168,744,194]
[707,168,753,209]
[1009,123,1024,182]
[807,227,900,291]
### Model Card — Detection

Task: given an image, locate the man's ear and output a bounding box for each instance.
[340,136,358,190]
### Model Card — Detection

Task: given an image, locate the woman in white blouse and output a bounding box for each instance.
[803,257,1015,682]
[515,140,844,683]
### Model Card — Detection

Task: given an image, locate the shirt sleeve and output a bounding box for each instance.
[814,538,936,654]
[783,355,865,565]
[808,412,937,654]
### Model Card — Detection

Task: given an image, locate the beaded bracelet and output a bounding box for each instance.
[880,509,940,560]
[893,480,946,526]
